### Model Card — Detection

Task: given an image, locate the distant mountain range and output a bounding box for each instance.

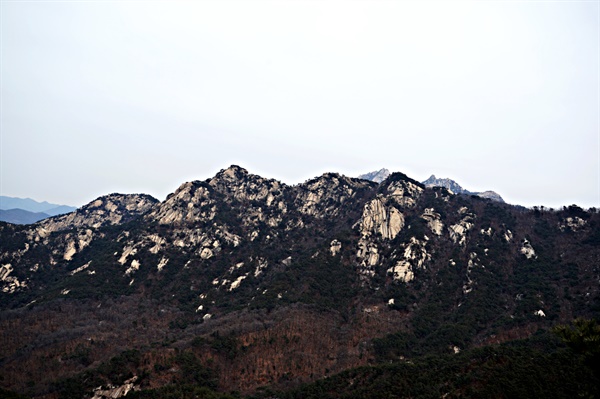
[359,169,504,203]
[0,196,77,224]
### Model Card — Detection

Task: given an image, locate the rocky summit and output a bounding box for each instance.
[358,168,391,183]
[1,165,599,399]
[423,174,505,202]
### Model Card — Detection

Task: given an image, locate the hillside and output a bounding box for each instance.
[0,166,598,398]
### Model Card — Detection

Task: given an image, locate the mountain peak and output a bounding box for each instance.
[422,175,467,195]
[358,168,391,183]
[221,164,248,177]
[422,175,504,203]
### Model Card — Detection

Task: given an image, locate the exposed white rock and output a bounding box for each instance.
[215,229,242,247]
[521,239,537,259]
[560,217,586,231]
[421,208,443,236]
[360,197,404,240]
[229,274,248,291]
[298,190,327,216]
[70,261,92,276]
[148,234,166,254]
[200,247,214,259]
[125,259,140,275]
[388,260,414,282]
[157,257,169,272]
[92,376,138,399]
[61,289,70,295]
[220,279,231,288]
[385,180,424,207]
[449,218,474,246]
[480,227,492,236]
[388,298,395,305]
[0,264,12,281]
[196,305,204,312]
[357,240,379,269]
[228,262,245,274]
[281,256,292,266]
[295,173,366,217]
[118,246,137,265]
[63,229,93,261]
[403,237,430,268]
[0,264,27,293]
[203,313,212,321]
[39,194,156,233]
[330,239,342,256]
[63,241,77,261]
[534,309,546,317]
[254,258,268,277]
[463,252,481,294]
[387,237,430,282]
[150,183,214,224]
[504,230,513,242]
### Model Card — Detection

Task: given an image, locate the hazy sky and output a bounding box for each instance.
[1,1,598,209]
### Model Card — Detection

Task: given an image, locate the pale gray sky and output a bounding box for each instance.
[1,0,598,209]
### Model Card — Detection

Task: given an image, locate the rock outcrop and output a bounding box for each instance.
[39,193,158,232]
[358,168,391,183]
[422,175,504,203]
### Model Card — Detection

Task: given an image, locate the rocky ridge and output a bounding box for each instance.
[358,168,391,183]
[422,174,505,202]
[0,165,598,398]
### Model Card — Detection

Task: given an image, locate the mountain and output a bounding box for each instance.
[422,174,505,202]
[0,196,77,219]
[0,209,50,225]
[358,168,390,183]
[0,165,598,398]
